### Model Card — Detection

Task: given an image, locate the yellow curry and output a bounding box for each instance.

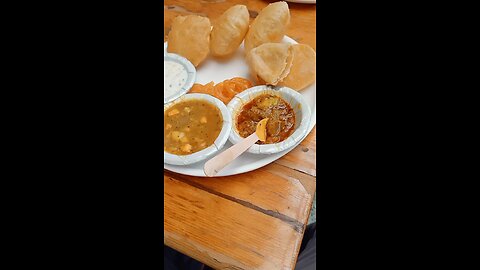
[164,99,223,155]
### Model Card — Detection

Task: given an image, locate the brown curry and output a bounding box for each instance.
[164,99,223,155]
[236,94,295,144]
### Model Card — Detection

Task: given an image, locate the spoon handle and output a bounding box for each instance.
[204,133,259,177]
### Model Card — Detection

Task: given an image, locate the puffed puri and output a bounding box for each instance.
[247,43,316,91]
[243,1,290,53]
[167,15,212,67]
[210,5,250,57]
[277,44,316,91]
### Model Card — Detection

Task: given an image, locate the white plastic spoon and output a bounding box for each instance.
[204,118,269,177]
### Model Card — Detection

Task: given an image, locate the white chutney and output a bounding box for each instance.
[163,53,196,104]
[164,60,188,98]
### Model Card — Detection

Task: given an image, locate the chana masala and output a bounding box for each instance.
[165,99,223,155]
[236,94,295,144]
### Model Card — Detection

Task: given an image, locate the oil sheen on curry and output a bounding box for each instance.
[165,99,222,155]
[236,94,295,144]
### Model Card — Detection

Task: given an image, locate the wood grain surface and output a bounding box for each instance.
[164,1,316,269]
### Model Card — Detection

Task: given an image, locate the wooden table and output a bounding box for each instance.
[164,1,316,269]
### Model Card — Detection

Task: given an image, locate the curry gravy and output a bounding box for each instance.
[236,94,295,144]
[165,99,223,155]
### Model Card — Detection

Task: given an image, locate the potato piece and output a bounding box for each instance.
[166,124,172,130]
[244,1,290,53]
[167,109,179,116]
[258,96,279,109]
[246,43,291,85]
[171,131,179,141]
[200,116,207,124]
[210,5,249,57]
[167,15,212,67]
[277,44,316,91]
[181,144,192,153]
[180,136,189,143]
[171,131,185,142]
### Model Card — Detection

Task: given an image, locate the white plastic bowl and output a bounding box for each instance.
[164,94,232,165]
[164,53,196,104]
[227,85,311,154]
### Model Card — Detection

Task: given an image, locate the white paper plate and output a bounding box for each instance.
[228,85,311,154]
[164,36,316,177]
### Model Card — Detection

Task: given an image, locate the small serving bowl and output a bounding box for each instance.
[164,53,196,104]
[227,85,311,154]
[164,93,232,165]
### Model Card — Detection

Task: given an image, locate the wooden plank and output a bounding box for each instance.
[164,175,305,270]
[274,128,317,177]
[166,162,315,225]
